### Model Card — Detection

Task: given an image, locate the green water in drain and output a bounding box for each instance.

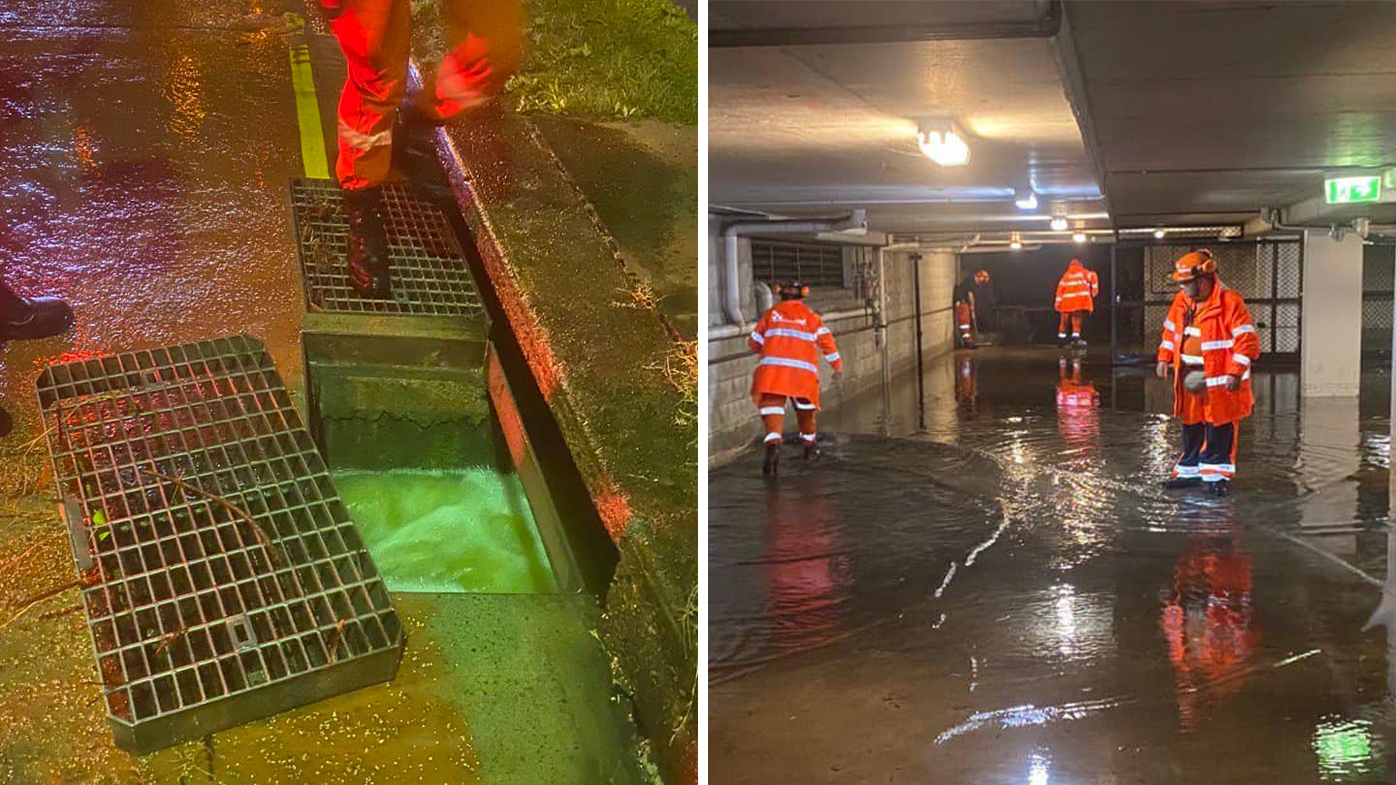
[334,469,557,594]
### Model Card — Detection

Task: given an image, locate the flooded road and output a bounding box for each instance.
[710,347,1396,784]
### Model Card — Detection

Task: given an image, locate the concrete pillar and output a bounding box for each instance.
[1298,396,1360,543]
[1301,230,1363,397]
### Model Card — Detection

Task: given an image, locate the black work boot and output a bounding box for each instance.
[0,287,74,341]
[1209,479,1231,497]
[762,442,780,478]
[392,96,451,197]
[1162,476,1202,490]
[803,439,821,461]
[342,187,392,299]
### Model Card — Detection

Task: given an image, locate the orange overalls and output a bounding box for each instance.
[1156,282,1260,482]
[749,300,843,446]
[1054,259,1098,341]
[322,0,525,190]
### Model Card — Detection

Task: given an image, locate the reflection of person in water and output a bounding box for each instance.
[1055,357,1099,450]
[1159,533,1260,730]
[955,355,977,408]
[759,481,847,658]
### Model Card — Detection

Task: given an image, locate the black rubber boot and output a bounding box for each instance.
[1209,479,1231,497]
[762,442,780,478]
[392,96,452,198]
[0,291,74,341]
[803,440,821,461]
[342,187,392,299]
[1162,476,1203,490]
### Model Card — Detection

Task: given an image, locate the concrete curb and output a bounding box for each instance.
[413,65,697,785]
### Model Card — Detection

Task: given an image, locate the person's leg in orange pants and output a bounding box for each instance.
[1057,312,1070,344]
[758,393,787,476]
[327,0,411,298]
[1070,311,1085,344]
[330,0,412,192]
[793,397,819,458]
[414,0,526,124]
[758,393,786,445]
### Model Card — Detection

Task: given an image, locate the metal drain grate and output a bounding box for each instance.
[36,335,404,753]
[290,178,483,317]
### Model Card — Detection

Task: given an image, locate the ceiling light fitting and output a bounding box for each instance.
[917,121,971,167]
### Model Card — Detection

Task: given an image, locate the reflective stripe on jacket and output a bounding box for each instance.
[1155,282,1260,425]
[1054,260,1099,313]
[749,301,842,408]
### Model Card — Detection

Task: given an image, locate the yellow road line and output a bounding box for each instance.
[287,14,330,180]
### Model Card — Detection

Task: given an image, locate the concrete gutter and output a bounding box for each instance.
[410,64,698,783]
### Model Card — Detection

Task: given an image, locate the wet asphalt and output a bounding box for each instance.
[710,347,1396,784]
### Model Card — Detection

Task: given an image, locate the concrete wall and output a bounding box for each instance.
[1301,231,1363,396]
[707,230,956,458]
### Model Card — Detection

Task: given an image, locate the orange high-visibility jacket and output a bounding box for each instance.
[1156,282,1261,425]
[749,300,843,408]
[1054,260,1099,313]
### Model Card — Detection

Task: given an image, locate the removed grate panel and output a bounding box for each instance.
[35,335,404,754]
[290,178,483,317]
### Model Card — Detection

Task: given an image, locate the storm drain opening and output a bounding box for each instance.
[35,334,404,754]
[289,178,484,317]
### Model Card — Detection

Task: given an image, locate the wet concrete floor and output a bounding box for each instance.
[0,3,645,782]
[710,347,1396,784]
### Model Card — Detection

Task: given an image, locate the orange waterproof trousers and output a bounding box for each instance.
[758,394,817,446]
[328,0,525,190]
[1058,311,1084,340]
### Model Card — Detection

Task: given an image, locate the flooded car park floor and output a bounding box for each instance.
[0,3,644,782]
[710,347,1396,784]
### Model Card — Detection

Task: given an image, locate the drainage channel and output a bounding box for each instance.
[35,179,628,772]
[288,177,642,782]
[290,176,592,595]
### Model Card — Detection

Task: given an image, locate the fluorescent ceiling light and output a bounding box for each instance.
[1015,191,1038,210]
[1050,217,1068,232]
[1154,229,1166,239]
[1010,241,1023,250]
[1072,232,1087,243]
[917,125,971,167]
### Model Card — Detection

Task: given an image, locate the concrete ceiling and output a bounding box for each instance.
[709,1,1107,236]
[710,1,1396,239]
[1060,0,1396,228]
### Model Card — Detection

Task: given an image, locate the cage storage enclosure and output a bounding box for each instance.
[36,334,404,754]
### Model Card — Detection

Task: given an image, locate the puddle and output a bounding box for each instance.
[335,468,557,594]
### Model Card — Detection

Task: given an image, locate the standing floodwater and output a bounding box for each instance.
[710,348,1396,784]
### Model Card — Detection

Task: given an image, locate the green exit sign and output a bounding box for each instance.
[1326,175,1381,204]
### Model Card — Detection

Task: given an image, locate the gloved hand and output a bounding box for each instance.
[1155,361,1169,379]
[832,369,843,384]
[1224,374,1239,391]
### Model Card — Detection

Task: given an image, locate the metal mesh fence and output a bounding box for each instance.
[1363,245,1394,344]
[290,179,483,317]
[1121,241,1302,358]
[36,335,403,752]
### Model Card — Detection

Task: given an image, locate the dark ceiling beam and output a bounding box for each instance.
[709,1,1060,48]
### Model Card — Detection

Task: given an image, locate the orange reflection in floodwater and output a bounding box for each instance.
[1159,529,1260,731]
